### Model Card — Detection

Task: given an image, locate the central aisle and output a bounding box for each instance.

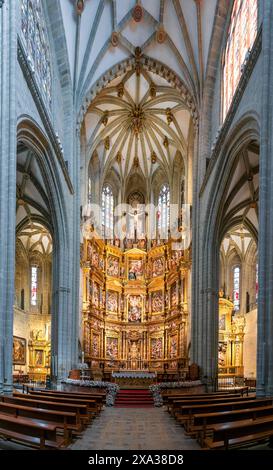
[70,407,200,450]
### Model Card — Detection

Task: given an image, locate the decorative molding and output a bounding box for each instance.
[200,26,262,196]
[75,0,85,15]
[17,37,74,195]
[132,4,143,23]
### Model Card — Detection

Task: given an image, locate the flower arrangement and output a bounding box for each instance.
[62,378,119,406]
[149,380,202,407]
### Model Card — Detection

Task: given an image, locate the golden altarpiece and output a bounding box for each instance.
[218,292,246,379]
[81,234,191,375]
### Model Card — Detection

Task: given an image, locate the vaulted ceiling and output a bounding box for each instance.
[17,221,52,258]
[16,144,53,235]
[60,0,218,107]
[221,226,257,262]
[86,66,190,181]
[220,142,259,239]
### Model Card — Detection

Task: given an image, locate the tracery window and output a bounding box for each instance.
[31,265,38,306]
[233,266,240,311]
[20,0,52,108]
[157,184,170,239]
[102,185,114,239]
[222,0,258,119]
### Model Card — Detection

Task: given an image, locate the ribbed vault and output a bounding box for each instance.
[86,66,191,183]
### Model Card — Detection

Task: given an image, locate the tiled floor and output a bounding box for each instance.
[70,407,201,450]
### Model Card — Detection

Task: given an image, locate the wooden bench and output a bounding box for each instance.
[171,395,255,417]
[0,401,80,445]
[27,386,107,401]
[0,412,64,449]
[204,415,273,450]
[14,392,98,417]
[166,393,247,412]
[188,405,273,446]
[162,389,246,403]
[28,389,105,411]
[1,396,90,426]
[174,398,273,432]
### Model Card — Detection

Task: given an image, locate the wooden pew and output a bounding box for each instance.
[163,389,246,403]
[166,393,247,413]
[1,395,90,426]
[174,398,273,431]
[188,405,273,447]
[28,389,104,411]
[204,415,273,450]
[0,412,64,449]
[27,386,107,402]
[170,395,255,417]
[0,401,80,445]
[162,387,249,404]
[14,392,98,417]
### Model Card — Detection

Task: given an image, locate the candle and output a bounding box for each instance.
[81,351,84,364]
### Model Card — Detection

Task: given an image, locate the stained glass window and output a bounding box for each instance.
[222,0,257,119]
[233,266,240,311]
[20,0,52,108]
[31,265,38,306]
[102,185,114,239]
[158,184,170,239]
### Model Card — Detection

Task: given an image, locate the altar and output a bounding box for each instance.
[111,371,157,387]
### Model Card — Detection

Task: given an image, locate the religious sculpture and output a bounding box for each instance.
[128,259,143,280]
[107,291,118,313]
[152,291,164,312]
[107,255,119,277]
[151,338,163,359]
[106,338,118,358]
[152,256,164,277]
[128,295,142,322]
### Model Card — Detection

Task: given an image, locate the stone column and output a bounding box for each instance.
[0,0,18,393]
[256,0,273,397]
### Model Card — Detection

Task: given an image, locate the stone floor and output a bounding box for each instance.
[70,406,200,450]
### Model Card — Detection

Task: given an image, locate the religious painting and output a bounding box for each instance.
[151,291,164,313]
[107,290,118,313]
[128,259,144,280]
[219,314,226,331]
[106,337,118,359]
[169,250,181,270]
[91,246,100,268]
[93,282,100,307]
[84,324,91,355]
[151,338,163,359]
[170,335,178,358]
[152,256,164,277]
[107,255,119,277]
[170,283,178,306]
[34,349,44,366]
[87,241,92,261]
[92,333,100,357]
[128,295,142,322]
[218,343,227,367]
[13,336,26,365]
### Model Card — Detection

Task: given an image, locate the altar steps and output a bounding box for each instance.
[115,389,154,408]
